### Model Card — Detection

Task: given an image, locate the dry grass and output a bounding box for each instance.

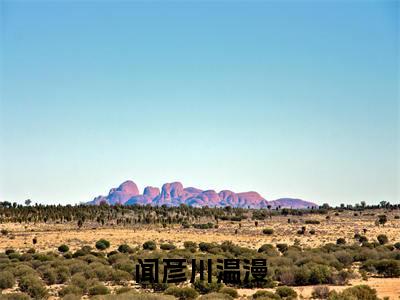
[0,209,398,252]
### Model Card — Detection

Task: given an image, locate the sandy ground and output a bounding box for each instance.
[0,211,399,252]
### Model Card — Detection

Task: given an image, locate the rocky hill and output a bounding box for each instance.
[87,180,318,209]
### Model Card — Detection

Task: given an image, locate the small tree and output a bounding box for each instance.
[118,244,133,253]
[377,215,388,226]
[377,234,389,245]
[95,239,110,250]
[143,240,156,250]
[58,244,69,253]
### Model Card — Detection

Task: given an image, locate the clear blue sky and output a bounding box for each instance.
[0,0,398,206]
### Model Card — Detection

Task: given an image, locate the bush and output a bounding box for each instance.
[111,269,132,283]
[19,275,48,299]
[59,285,83,297]
[198,242,220,253]
[258,244,278,255]
[311,286,330,299]
[95,239,110,250]
[0,270,15,289]
[184,241,197,252]
[329,285,379,300]
[252,290,280,299]
[164,286,199,300]
[193,280,223,294]
[275,286,297,299]
[0,293,30,300]
[305,220,320,224]
[143,240,157,250]
[220,287,238,298]
[309,264,332,284]
[89,283,110,295]
[263,228,274,235]
[193,223,214,229]
[276,243,289,253]
[394,242,400,250]
[336,238,346,245]
[39,266,57,285]
[71,273,88,290]
[372,259,400,277]
[58,244,69,253]
[377,234,389,245]
[118,244,133,253]
[198,293,233,300]
[160,243,176,250]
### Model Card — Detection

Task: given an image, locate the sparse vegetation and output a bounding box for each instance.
[0,203,398,298]
[262,228,274,235]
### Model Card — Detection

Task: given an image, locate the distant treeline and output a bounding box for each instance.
[0,201,398,227]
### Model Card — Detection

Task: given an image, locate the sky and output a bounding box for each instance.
[0,0,399,206]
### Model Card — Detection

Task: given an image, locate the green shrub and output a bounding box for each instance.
[336,238,346,245]
[118,244,133,253]
[276,243,289,253]
[377,234,389,245]
[160,243,176,250]
[329,285,379,300]
[19,275,48,299]
[258,244,279,256]
[263,228,274,235]
[193,223,214,229]
[58,244,70,253]
[193,280,223,294]
[164,286,199,300]
[309,264,332,284]
[116,287,133,294]
[372,259,400,277]
[311,286,330,299]
[0,270,15,289]
[143,240,157,250]
[252,290,280,299]
[5,249,15,255]
[305,220,320,224]
[275,286,297,299]
[71,273,88,290]
[62,294,81,300]
[111,269,132,283]
[39,266,57,285]
[0,293,30,300]
[59,285,83,297]
[55,266,70,284]
[394,242,400,250]
[88,283,110,295]
[334,250,353,266]
[95,239,110,250]
[220,287,238,298]
[198,293,234,300]
[183,241,197,252]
